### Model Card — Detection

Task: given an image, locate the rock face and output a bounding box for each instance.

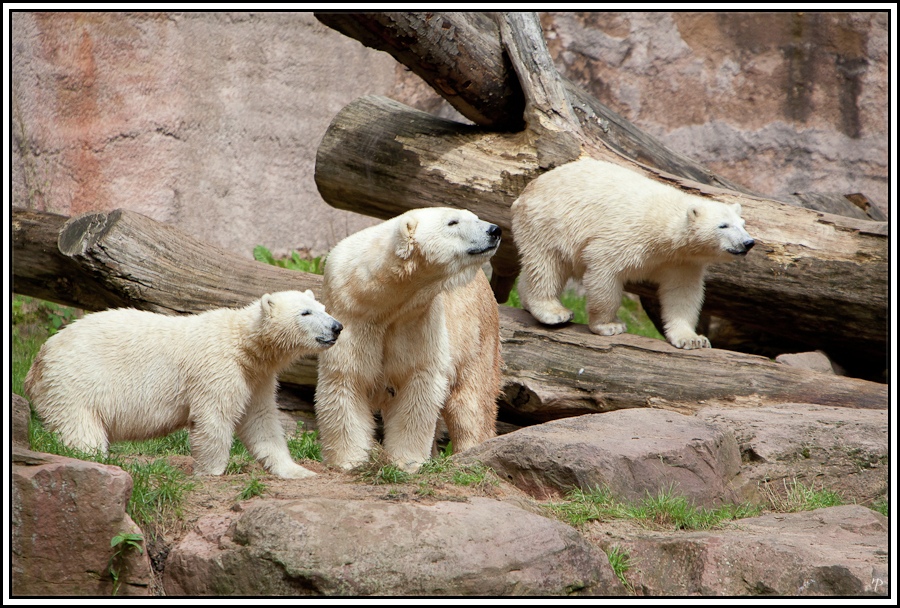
[543,12,889,215]
[697,404,888,505]
[163,497,625,596]
[11,448,152,596]
[599,505,888,596]
[459,410,744,506]
[11,11,888,262]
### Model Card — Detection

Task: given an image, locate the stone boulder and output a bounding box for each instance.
[598,505,888,596]
[696,404,888,505]
[11,447,152,596]
[458,410,744,506]
[164,497,625,596]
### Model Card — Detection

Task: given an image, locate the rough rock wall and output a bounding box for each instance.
[11,11,889,261]
[11,11,393,258]
[542,11,889,214]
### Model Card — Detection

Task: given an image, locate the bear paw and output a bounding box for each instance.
[589,321,627,336]
[527,304,575,326]
[272,463,318,479]
[669,333,711,349]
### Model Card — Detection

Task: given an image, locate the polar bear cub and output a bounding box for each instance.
[24,290,343,478]
[315,207,502,473]
[511,158,755,349]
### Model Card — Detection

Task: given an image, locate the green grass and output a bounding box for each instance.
[871,497,888,517]
[605,545,636,594]
[543,485,761,531]
[237,474,267,500]
[287,422,323,462]
[760,478,844,513]
[502,280,664,340]
[353,444,498,492]
[253,245,325,274]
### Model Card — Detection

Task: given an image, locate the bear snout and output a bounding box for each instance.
[488,224,502,239]
[728,238,755,255]
[317,320,343,346]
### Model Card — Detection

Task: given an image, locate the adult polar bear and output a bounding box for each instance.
[25,291,342,478]
[512,158,755,349]
[315,207,502,472]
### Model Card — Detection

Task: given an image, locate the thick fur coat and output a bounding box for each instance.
[315,207,502,472]
[25,290,342,477]
[512,158,754,349]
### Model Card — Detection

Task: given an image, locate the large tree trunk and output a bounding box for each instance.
[314,12,888,378]
[314,95,888,374]
[12,208,887,424]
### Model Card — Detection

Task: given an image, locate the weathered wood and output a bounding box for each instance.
[314,96,888,370]
[498,307,886,422]
[316,11,756,195]
[13,208,886,423]
[14,206,322,314]
[315,12,526,131]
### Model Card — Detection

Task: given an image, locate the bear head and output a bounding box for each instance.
[688,201,755,261]
[259,290,343,352]
[395,207,501,286]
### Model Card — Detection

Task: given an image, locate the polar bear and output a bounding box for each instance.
[511,158,755,349]
[315,207,502,472]
[24,290,343,478]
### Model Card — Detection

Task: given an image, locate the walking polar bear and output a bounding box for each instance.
[511,158,755,349]
[24,291,343,478]
[315,207,502,472]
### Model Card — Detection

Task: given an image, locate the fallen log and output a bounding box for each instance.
[314,95,888,373]
[12,208,887,423]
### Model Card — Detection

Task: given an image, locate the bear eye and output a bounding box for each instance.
[718,223,729,229]
[448,219,459,226]
[301,311,311,316]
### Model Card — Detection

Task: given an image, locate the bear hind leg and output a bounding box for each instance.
[582,266,627,336]
[53,411,110,456]
[517,253,574,326]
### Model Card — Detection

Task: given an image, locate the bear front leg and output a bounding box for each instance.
[657,264,710,349]
[582,266,627,336]
[236,383,316,479]
[381,370,449,473]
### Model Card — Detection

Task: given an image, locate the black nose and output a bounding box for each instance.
[332,321,343,335]
[488,224,502,239]
[743,239,755,251]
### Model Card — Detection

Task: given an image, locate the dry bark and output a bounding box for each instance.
[314,12,887,374]
[314,96,888,370]
[12,207,887,424]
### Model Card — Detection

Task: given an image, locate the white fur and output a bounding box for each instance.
[511,158,755,349]
[24,290,342,478]
[315,207,502,472]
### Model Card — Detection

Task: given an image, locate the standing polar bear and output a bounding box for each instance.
[24,290,343,478]
[315,207,502,472]
[511,158,755,349]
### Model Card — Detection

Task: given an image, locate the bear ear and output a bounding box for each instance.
[396,216,418,259]
[304,289,315,300]
[731,203,742,215]
[260,294,274,317]
[688,206,701,220]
